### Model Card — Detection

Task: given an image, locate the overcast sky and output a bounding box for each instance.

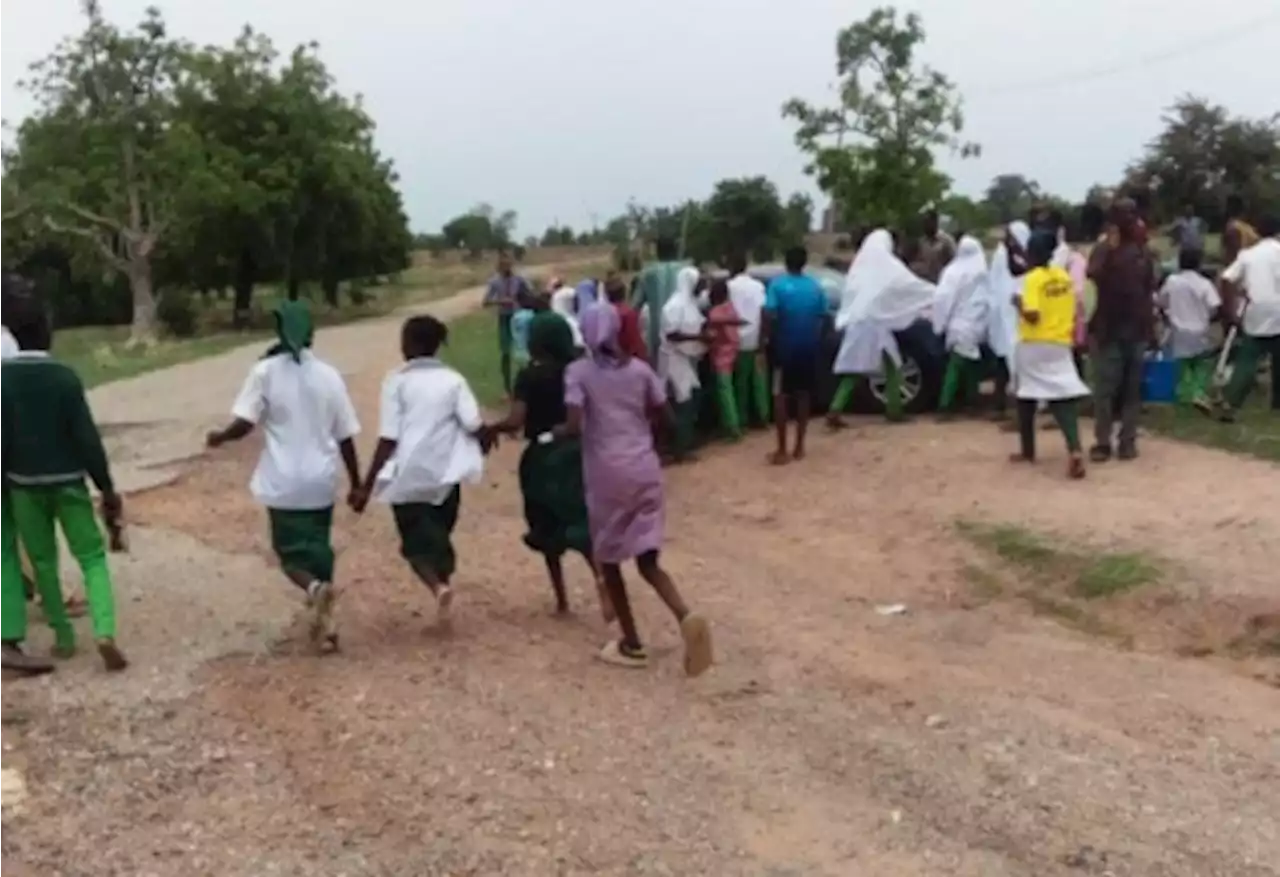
[3,0,1278,235]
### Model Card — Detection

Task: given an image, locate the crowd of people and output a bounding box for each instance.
[1,197,1275,679]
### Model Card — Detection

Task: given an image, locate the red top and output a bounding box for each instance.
[707,301,741,375]
[614,303,648,362]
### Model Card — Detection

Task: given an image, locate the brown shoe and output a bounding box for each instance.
[2,643,55,676]
[96,639,129,672]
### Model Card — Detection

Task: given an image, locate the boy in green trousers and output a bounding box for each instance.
[1,294,128,671]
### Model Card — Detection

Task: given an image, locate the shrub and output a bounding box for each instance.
[157,289,198,338]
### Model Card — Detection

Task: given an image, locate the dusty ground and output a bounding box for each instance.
[3,279,1279,876]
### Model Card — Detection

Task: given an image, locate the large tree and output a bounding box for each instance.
[782,7,978,232]
[6,1,199,344]
[701,176,785,262]
[983,173,1041,224]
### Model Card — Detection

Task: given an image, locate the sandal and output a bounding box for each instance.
[1067,453,1087,480]
[598,639,649,669]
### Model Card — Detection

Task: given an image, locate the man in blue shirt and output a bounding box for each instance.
[483,252,532,397]
[762,246,830,464]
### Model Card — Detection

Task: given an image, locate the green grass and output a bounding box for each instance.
[56,326,272,389]
[1141,398,1279,462]
[437,310,509,409]
[955,520,1161,600]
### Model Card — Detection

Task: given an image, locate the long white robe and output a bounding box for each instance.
[834,229,936,375]
[659,266,706,402]
[986,221,1031,370]
[931,236,990,361]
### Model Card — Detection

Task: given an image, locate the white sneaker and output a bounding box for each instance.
[435,586,454,626]
[308,581,335,645]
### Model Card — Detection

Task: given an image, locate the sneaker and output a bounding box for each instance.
[435,586,454,626]
[1,643,55,676]
[307,581,335,644]
[597,639,648,669]
[680,613,714,678]
[96,638,129,672]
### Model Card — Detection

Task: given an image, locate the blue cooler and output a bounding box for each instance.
[1141,355,1177,403]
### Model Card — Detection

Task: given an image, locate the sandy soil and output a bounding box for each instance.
[3,278,1278,876]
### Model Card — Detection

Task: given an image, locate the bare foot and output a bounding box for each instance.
[1067,453,1087,480]
[768,450,790,466]
[826,415,847,431]
[792,446,807,461]
[1008,453,1034,464]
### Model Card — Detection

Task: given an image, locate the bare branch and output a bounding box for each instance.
[44,214,127,269]
[62,200,123,233]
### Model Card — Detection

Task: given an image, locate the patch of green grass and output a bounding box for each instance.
[955,519,1161,600]
[1073,552,1162,599]
[438,310,508,409]
[960,563,1005,600]
[1142,398,1279,463]
[55,326,271,389]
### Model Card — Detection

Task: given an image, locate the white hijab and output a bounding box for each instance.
[987,220,1031,363]
[833,229,936,375]
[932,236,990,360]
[550,286,584,348]
[659,266,705,402]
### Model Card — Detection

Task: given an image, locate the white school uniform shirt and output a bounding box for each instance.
[374,358,485,506]
[1,327,19,360]
[231,350,361,510]
[1221,237,1280,338]
[728,272,766,352]
[1158,270,1221,358]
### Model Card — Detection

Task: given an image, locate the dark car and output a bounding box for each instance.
[736,263,949,415]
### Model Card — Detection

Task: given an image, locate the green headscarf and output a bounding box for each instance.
[264,300,314,362]
[528,311,576,366]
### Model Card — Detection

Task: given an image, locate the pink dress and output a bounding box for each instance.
[1066,251,1089,348]
[564,355,668,563]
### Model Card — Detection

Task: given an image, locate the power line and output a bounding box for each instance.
[974,12,1280,96]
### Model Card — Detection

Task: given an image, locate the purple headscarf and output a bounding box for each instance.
[579,302,624,367]
[574,279,599,313]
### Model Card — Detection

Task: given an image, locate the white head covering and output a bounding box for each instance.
[986,221,1031,362]
[932,236,990,360]
[659,266,705,402]
[832,229,937,375]
[549,286,585,348]
[1,326,19,360]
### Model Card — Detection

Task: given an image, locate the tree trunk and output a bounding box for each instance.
[233,248,256,329]
[321,273,340,308]
[126,256,157,347]
[286,273,301,301]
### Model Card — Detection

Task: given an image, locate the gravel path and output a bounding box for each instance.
[3,273,1279,876]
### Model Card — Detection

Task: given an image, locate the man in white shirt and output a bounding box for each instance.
[726,253,771,427]
[1157,249,1221,406]
[1215,216,1280,420]
[349,315,489,626]
[205,301,361,651]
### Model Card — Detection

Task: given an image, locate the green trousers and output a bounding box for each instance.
[939,352,981,412]
[830,355,904,421]
[1174,355,1213,405]
[0,491,29,642]
[1223,334,1280,412]
[732,351,771,427]
[714,372,742,440]
[672,388,701,456]
[5,483,116,647]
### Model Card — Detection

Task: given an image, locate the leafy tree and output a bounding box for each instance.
[983,174,1041,224]
[782,7,978,232]
[781,192,814,247]
[5,1,199,344]
[701,176,785,262]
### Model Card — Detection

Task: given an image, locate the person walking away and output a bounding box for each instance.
[559,304,713,675]
[761,246,829,462]
[726,252,771,427]
[485,313,610,619]
[912,208,957,283]
[1212,215,1280,420]
[350,316,489,627]
[1222,195,1260,267]
[1158,249,1221,408]
[1008,232,1090,479]
[659,266,708,461]
[483,252,532,398]
[828,230,936,428]
[633,235,692,359]
[206,301,361,653]
[1171,204,1206,262]
[1,294,127,671]
[705,279,744,441]
[933,235,990,416]
[550,280,586,351]
[987,221,1032,420]
[508,290,537,374]
[1087,198,1157,461]
[606,274,648,362]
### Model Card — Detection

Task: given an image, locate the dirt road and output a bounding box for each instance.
[2,277,1278,876]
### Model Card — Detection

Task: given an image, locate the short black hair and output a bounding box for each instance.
[1258,213,1279,238]
[3,284,51,351]
[783,245,807,273]
[1027,231,1056,266]
[654,235,678,261]
[708,278,730,304]
[402,314,448,357]
[1178,248,1203,272]
[726,251,748,275]
[604,276,627,302]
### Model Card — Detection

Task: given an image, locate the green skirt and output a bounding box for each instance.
[268,507,335,583]
[392,488,462,579]
[518,438,591,557]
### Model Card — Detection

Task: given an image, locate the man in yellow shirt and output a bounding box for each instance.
[1010,231,1091,479]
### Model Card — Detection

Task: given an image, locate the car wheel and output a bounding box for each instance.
[866,354,929,413]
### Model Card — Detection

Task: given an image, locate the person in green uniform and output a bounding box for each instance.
[205,301,363,652]
[631,235,691,361]
[1,293,128,672]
